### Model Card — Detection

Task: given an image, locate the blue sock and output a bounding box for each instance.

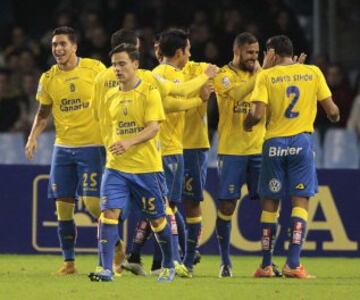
[259,210,278,268]
[260,222,277,268]
[131,219,152,256]
[99,223,119,271]
[96,221,102,267]
[216,216,231,266]
[153,237,163,265]
[287,217,307,269]
[175,210,186,256]
[154,223,174,269]
[57,220,76,261]
[184,220,201,269]
[168,214,181,262]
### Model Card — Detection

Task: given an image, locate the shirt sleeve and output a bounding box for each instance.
[145,86,166,123]
[36,73,53,105]
[214,70,234,96]
[316,67,332,101]
[250,71,268,104]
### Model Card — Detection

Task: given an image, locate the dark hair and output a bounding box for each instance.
[109,43,140,61]
[52,26,77,43]
[266,35,293,57]
[111,29,138,49]
[159,28,189,57]
[233,32,258,47]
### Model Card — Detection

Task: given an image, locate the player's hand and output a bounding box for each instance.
[252,60,262,73]
[293,52,307,64]
[204,64,219,79]
[200,83,215,101]
[262,48,276,69]
[243,122,253,132]
[25,138,38,160]
[109,140,132,155]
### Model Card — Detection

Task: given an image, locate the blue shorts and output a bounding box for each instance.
[217,154,261,200]
[48,146,105,200]
[259,133,318,199]
[162,154,184,204]
[100,168,168,220]
[182,149,208,202]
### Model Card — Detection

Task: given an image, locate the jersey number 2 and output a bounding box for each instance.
[285,85,300,118]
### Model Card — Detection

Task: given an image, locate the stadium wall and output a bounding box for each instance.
[1,166,359,257]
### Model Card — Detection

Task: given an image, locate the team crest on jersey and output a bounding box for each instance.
[69,83,76,92]
[222,76,231,88]
[269,178,281,193]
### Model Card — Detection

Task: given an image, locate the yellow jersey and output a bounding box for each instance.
[214,64,265,155]
[152,64,186,156]
[104,80,165,173]
[182,61,210,149]
[92,67,158,147]
[36,58,106,146]
[251,64,332,140]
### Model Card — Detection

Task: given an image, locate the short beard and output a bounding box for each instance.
[239,60,254,72]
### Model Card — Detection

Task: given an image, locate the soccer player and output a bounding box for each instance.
[181,60,214,274]
[150,28,217,277]
[88,43,175,282]
[244,35,340,278]
[213,32,274,278]
[25,26,106,275]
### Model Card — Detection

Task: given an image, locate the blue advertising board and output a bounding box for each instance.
[0,165,359,256]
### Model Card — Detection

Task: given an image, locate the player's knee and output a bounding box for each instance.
[100,211,119,224]
[81,196,101,219]
[56,200,75,221]
[150,217,167,232]
[184,199,201,218]
[218,200,236,216]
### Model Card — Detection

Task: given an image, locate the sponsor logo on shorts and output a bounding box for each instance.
[269,178,281,193]
[268,146,303,157]
[51,183,57,192]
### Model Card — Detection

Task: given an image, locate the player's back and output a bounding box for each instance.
[257,64,331,140]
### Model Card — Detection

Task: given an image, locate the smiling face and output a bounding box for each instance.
[233,42,259,72]
[51,34,77,67]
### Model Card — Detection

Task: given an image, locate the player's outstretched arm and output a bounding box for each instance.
[109,121,160,155]
[155,64,218,97]
[25,104,52,160]
[162,96,204,113]
[319,97,340,123]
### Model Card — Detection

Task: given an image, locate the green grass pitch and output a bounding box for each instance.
[1,255,360,300]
